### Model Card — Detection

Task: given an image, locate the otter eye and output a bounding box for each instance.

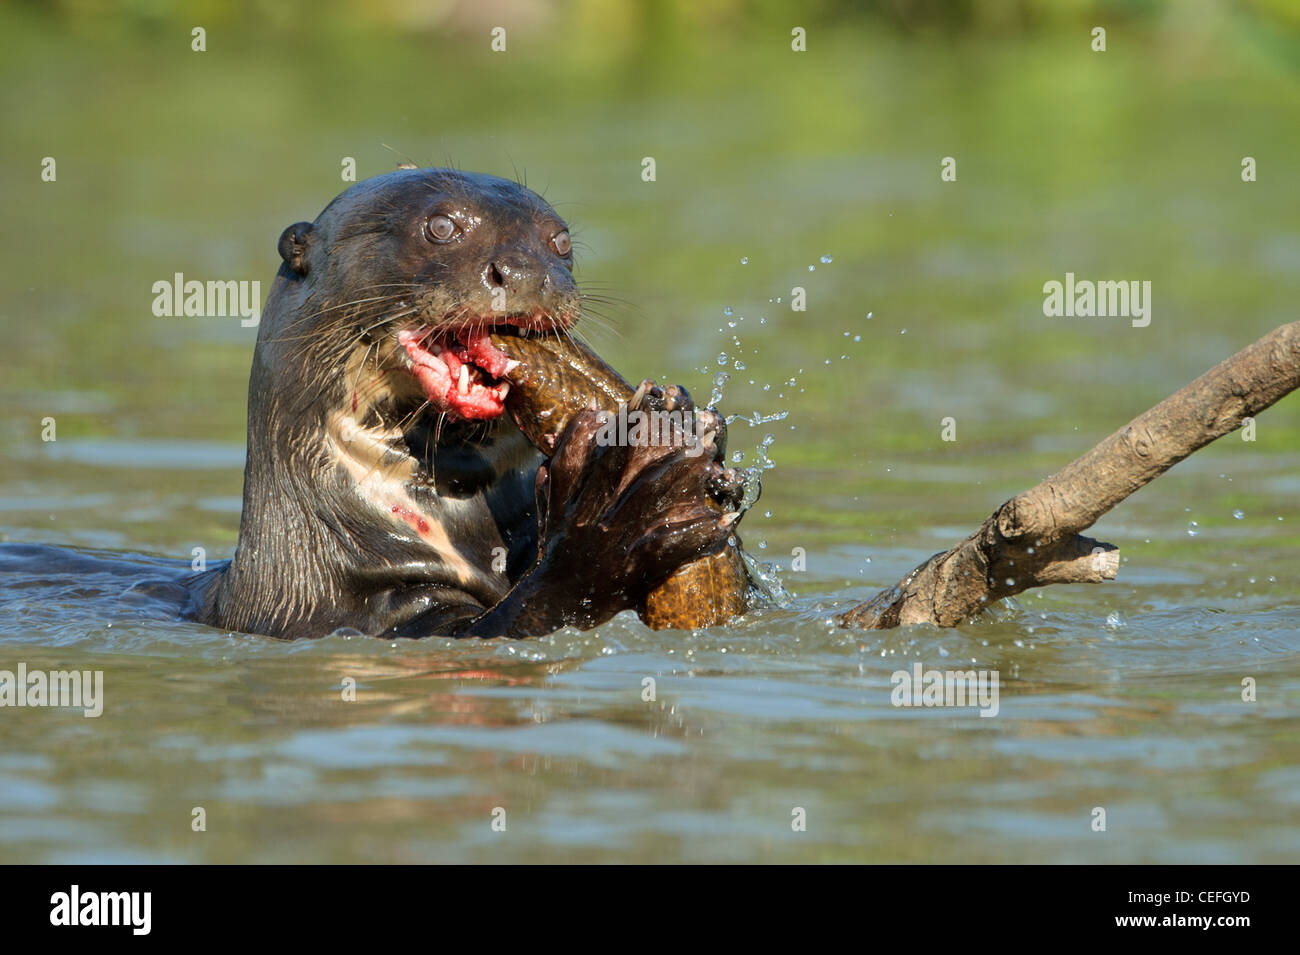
[424,215,456,242]
[551,230,571,256]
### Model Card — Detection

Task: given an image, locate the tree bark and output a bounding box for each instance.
[839,320,1300,629]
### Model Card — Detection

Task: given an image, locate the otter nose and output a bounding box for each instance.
[482,249,577,320]
[485,255,543,297]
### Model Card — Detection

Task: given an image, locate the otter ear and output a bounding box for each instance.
[277,222,314,276]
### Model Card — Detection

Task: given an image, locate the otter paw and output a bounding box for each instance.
[628,380,728,465]
[629,379,694,415]
[534,407,732,606]
[705,462,748,513]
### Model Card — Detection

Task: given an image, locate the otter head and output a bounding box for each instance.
[268,167,580,425]
[208,169,583,638]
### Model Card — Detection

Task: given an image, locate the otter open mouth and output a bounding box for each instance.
[398,324,525,420]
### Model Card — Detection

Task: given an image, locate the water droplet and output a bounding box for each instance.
[853,335,861,342]
[723,306,733,316]
[708,371,731,407]
[734,360,746,370]
[1233,509,1245,520]
[740,257,749,265]
[764,510,772,518]
[820,254,832,264]
[1187,521,1199,537]
[808,265,816,272]
[717,352,728,365]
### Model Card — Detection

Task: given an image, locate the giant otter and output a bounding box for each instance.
[187,168,742,639]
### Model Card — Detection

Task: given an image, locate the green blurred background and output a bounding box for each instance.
[2,0,1298,555]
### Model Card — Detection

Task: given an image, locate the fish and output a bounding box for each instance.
[490,330,750,629]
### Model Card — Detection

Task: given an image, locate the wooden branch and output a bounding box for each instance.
[839,320,1300,629]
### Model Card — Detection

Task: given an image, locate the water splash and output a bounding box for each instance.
[741,549,796,610]
[727,409,790,427]
[708,370,731,408]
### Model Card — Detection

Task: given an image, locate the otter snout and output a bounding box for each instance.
[483,248,577,319]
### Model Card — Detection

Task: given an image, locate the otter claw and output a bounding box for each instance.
[631,379,667,412]
[663,384,692,413]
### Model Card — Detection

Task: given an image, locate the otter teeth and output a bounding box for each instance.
[496,382,510,399]
[458,365,471,395]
